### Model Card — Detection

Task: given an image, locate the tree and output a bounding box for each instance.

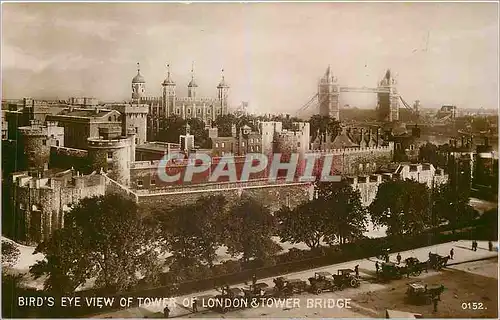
[1,240,20,268]
[156,195,229,273]
[192,195,229,267]
[157,115,186,142]
[309,115,341,140]
[276,201,326,249]
[30,194,160,294]
[316,181,368,245]
[213,114,238,137]
[418,143,449,169]
[224,197,281,264]
[369,180,432,236]
[187,118,211,148]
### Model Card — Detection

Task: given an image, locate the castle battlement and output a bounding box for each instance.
[87,137,131,148]
[307,142,394,156]
[18,126,46,136]
[51,146,88,157]
[134,178,309,196]
[176,97,218,103]
[140,96,162,102]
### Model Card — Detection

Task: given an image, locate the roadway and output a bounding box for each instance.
[94,240,498,318]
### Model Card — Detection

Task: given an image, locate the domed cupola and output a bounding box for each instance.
[217,69,229,88]
[131,62,146,100]
[162,64,175,86]
[132,63,145,84]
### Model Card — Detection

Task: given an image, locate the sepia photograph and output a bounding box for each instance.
[1,1,498,319]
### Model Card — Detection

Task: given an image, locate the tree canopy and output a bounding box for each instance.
[1,240,20,269]
[277,181,367,248]
[369,180,432,236]
[225,197,281,264]
[30,194,160,294]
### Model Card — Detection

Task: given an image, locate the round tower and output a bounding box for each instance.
[132,62,146,101]
[217,68,229,114]
[162,63,176,117]
[18,121,50,171]
[87,136,131,186]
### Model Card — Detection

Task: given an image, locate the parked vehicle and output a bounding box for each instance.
[428,253,450,270]
[308,271,336,295]
[406,281,445,305]
[333,268,360,289]
[273,277,307,297]
[379,262,404,281]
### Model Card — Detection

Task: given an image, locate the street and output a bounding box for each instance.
[94,240,498,318]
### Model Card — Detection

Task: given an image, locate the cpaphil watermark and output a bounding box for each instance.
[157,152,341,183]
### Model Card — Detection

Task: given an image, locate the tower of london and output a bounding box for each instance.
[131,63,230,137]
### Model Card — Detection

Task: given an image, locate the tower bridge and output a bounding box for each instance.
[296,66,418,123]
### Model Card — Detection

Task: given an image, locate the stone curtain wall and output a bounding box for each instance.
[137,183,312,213]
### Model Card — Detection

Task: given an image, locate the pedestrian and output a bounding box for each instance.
[163,306,170,318]
[252,274,257,286]
[375,261,379,274]
[472,240,476,251]
[488,241,493,251]
[396,253,402,264]
[354,265,359,277]
[474,240,478,251]
[449,248,454,260]
[192,297,198,313]
[433,297,439,312]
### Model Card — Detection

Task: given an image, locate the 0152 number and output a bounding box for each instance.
[461,302,485,310]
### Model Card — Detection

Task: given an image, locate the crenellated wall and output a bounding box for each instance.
[135,181,313,213]
[11,170,105,244]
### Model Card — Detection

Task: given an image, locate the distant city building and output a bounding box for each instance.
[436,105,457,121]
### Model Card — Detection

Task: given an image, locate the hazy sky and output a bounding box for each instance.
[2,2,498,113]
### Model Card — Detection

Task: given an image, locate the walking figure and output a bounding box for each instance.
[163,306,170,318]
[252,274,257,286]
[474,240,478,251]
[396,253,402,265]
[375,261,379,275]
[354,265,359,277]
[433,296,439,312]
[488,241,493,251]
[192,298,198,313]
[449,248,454,260]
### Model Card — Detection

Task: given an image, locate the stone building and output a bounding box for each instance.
[309,126,394,176]
[87,126,136,186]
[17,120,64,171]
[135,141,181,161]
[9,169,105,244]
[67,97,99,108]
[46,108,122,150]
[348,163,448,206]
[105,103,148,146]
[129,63,230,139]
[274,122,311,158]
